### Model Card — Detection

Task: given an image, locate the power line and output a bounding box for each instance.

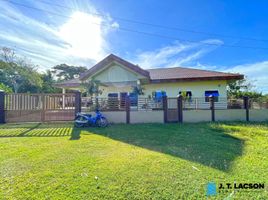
[2,0,268,50]
[34,0,268,43]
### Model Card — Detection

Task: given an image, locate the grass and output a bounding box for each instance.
[0,122,267,199]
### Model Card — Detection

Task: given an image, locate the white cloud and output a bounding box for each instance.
[111,22,120,29]
[133,39,268,93]
[189,61,268,94]
[225,61,268,94]
[0,1,118,70]
[133,39,223,68]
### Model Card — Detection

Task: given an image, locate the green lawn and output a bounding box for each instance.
[0,122,267,199]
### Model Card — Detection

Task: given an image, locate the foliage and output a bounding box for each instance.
[51,64,87,81]
[0,47,68,93]
[0,47,43,93]
[227,78,263,99]
[0,83,12,93]
[230,90,263,99]
[41,70,61,93]
[131,85,144,95]
[0,47,94,94]
[0,122,267,199]
[81,79,102,97]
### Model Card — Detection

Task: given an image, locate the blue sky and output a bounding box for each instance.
[0,0,268,93]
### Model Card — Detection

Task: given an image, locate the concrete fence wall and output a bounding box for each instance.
[99,111,126,123]
[88,111,164,124]
[183,109,268,123]
[183,110,211,122]
[249,110,268,122]
[130,111,163,123]
[215,109,246,121]
[84,109,268,124]
[1,92,268,124]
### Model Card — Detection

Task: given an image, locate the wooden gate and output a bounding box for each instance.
[4,93,77,123]
[166,98,178,122]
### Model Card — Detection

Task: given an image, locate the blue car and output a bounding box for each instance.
[75,110,108,128]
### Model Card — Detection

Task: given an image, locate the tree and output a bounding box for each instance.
[0,83,12,93]
[41,70,61,93]
[81,79,102,97]
[227,78,263,99]
[51,64,87,81]
[131,85,144,95]
[0,47,42,93]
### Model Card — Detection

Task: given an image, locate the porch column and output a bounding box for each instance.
[62,88,66,109]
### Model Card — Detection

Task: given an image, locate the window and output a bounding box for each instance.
[108,93,119,110]
[186,91,192,97]
[179,91,192,101]
[205,90,219,102]
[108,93,118,97]
[120,92,127,108]
[129,92,138,107]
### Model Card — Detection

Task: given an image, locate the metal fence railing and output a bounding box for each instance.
[227,98,244,109]
[81,97,126,112]
[136,98,163,111]
[183,97,267,110]
[81,97,163,112]
[1,92,267,124]
[81,96,268,112]
[182,97,228,110]
[249,99,268,109]
[226,98,268,109]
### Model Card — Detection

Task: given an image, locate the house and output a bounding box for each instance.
[55,54,243,110]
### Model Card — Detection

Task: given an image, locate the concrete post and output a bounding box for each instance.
[126,95,130,124]
[163,96,167,123]
[75,91,81,114]
[177,95,183,123]
[0,91,5,123]
[209,96,215,122]
[243,96,249,121]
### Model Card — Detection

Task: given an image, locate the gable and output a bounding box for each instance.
[80,54,150,80]
[92,63,142,83]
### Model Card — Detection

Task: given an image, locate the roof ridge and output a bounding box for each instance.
[80,53,150,80]
[146,66,240,75]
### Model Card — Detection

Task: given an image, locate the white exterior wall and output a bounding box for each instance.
[142,80,227,98]
[97,80,228,109]
[88,63,228,99]
[98,80,227,98]
[99,85,133,97]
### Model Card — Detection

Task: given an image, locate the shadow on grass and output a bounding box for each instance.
[0,123,81,140]
[88,123,247,171]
